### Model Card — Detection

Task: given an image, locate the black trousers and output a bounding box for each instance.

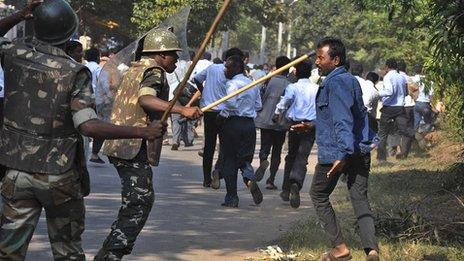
[92,138,105,155]
[282,128,315,192]
[202,111,223,184]
[259,129,287,183]
[368,113,378,134]
[309,153,379,254]
[220,117,256,202]
[377,106,414,160]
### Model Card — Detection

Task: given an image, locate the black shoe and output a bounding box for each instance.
[89,156,105,164]
[202,181,211,188]
[280,190,290,202]
[221,197,239,208]
[221,200,239,208]
[198,150,204,157]
[184,142,194,147]
[211,170,220,189]
[255,160,269,182]
[171,144,179,151]
[248,180,263,205]
[94,249,123,261]
[265,182,277,190]
[289,183,300,208]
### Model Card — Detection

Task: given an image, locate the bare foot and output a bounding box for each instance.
[330,244,350,257]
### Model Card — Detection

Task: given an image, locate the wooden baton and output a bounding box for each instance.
[148,0,232,166]
[201,51,316,112]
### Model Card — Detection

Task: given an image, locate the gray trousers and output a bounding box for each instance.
[309,153,379,254]
[171,113,194,146]
[282,129,315,192]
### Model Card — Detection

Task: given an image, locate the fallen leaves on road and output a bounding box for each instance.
[257,245,301,260]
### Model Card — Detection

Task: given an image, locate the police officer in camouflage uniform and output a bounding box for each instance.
[96,29,201,260]
[0,1,166,260]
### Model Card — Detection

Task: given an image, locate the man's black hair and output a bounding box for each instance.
[350,60,363,77]
[65,40,82,53]
[316,37,346,66]
[295,60,312,79]
[100,47,110,57]
[223,47,244,61]
[397,59,407,72]
[275,56,291,69]
[85,48,100,63]
[213,57,223,64]
[366,71,380,84]
[385,58,398,70]
[202,51,212,60]
[226,55,244,73]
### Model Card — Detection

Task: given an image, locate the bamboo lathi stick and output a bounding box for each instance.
[148,0,232,166]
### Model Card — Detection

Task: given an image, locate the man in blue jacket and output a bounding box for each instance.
[298,37,379,261]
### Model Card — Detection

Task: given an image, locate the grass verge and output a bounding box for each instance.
[269,132,464,261]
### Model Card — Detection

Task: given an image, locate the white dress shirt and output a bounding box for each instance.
[275,78,318,122]
[379,69,407,107]
[412,75,434,103]
[194,63,228,111]
[355,76,379,113]
[220,74,261,118]
[166,60,189,100]
[85,61,102,94]
[190,59,213,82]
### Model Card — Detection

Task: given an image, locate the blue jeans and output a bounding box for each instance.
[414,101,434,132]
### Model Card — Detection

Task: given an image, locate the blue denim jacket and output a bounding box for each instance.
[315,66,374,164]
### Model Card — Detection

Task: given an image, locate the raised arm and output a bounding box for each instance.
[0,1,43,36]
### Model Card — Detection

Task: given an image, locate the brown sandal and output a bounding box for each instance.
[320,252,352,261]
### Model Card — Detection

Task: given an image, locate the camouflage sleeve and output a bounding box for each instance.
[71,69,98,128]
[138,67,164,98]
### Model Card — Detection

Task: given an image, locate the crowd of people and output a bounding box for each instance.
[0,1,440,261]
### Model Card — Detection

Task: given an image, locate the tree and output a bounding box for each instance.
[131,0,287,48]
[290,0,429,71]
[356,0,464,140]
[66,0,138,46]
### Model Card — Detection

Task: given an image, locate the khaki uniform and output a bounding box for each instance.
[0,37,97,260]
[95,58,168,260]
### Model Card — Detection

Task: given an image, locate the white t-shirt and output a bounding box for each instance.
[355,76,379,113]
[85,61,102,94]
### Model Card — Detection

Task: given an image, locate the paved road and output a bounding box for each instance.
[27,131,317,261]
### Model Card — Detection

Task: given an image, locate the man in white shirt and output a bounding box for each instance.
[377,59,415,160]
[190,52,212,82]
[218,55,263,208]
[85,48,102,94]
[350,61,379,133]
[167,59,196,150]
[412,74,435,132]
[274,60,318,209]
[193,48,244,189]
[398,59,415,129]
[85,48,105,164]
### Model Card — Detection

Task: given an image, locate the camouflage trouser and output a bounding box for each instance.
[94,163,154,260]
[0,169,85,261]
